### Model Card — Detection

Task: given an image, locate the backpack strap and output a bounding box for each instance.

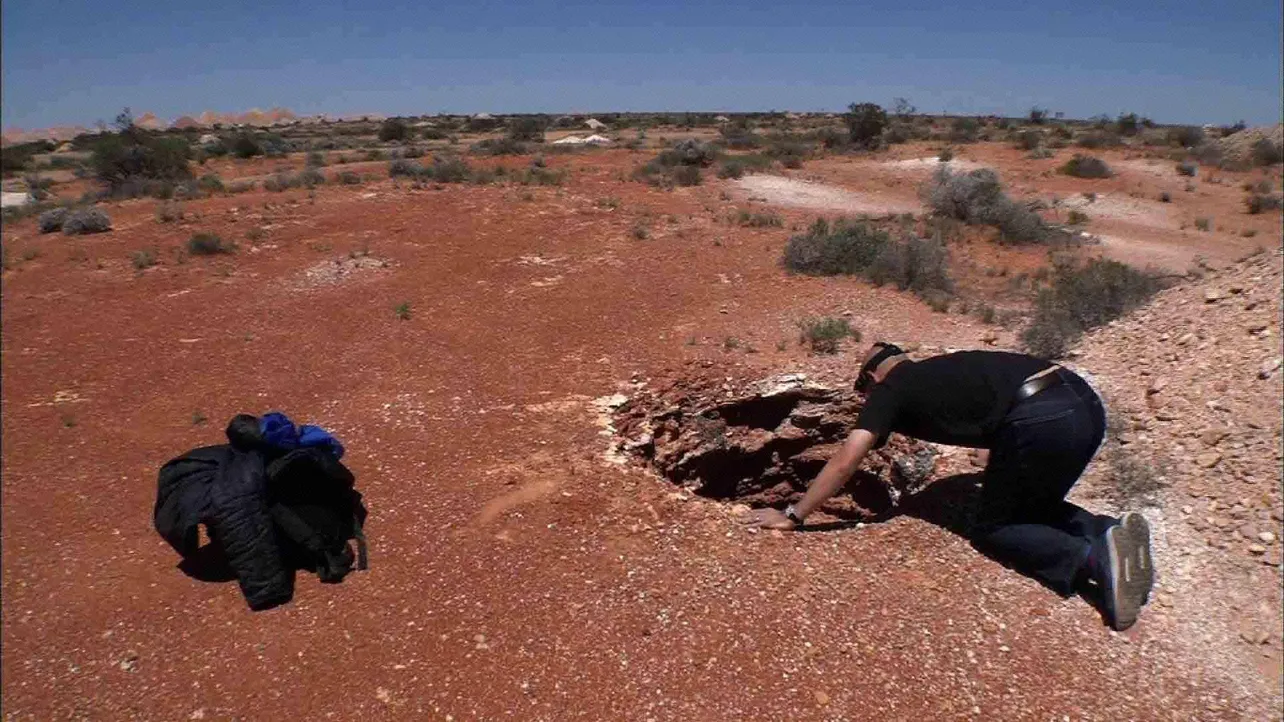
[270,503,353,582]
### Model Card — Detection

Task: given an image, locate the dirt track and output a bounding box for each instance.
[2,146,1282,720]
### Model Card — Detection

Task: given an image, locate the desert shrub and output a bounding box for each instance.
[719,123,761,149]
[732,210,783,228]
[62,207,111,235]
[424,155,472,183]
[1020,258,1163,358]
[378,118,409,143]
[419,127,448,140]
[1028,147,1055,159]
[921,166,1048,243]
[1067,209,1089,225]
[937,147,955,162]
[1014,129,1044,151]
[866,234,954,302]
[717,154,772,178]
[90,117,193,194]
[882,123,913,145]
[1060,154,1112,178]
[1245,194,1283,213]
[1158,191,1171,203]
[949,117,981,144]
[197,173,225,194]
[518,166,566,186]
[1194,217,1211,231]
[155,201,183,223]
[1253,139,1283,166]
[336,170,362,185]
[1115,113,1142,136]
[471,137,528,156]
[845,103,887,148]
[783,218,891,275]
[798,316,857,354]
[37,207,68,233]
[813,127,850,150]
[507,116,547,143]
[671,165,702,186]
[299,168,326,187]
[131,248,158,269]
[306,151,327,167]
[1175,162,1197,177]
[230,132,264,159]
[400,145,424,159]
[763,138,808,168]
[227,180,256,193]
[1028,107,1048,125]
[1074,131,1121,149]
[1193,143,1227,168]
[389,158,423,177]
[187,232,235,255]
[1167,126,1204,148]
[1103,450,1166,506]
[717,160,747,179]
[23,173,53,201]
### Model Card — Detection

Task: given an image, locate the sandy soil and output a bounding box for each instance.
[2,144,1282,720]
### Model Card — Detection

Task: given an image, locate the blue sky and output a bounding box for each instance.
[2,0,1280,129]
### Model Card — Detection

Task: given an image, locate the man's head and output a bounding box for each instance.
[855,342,906,394]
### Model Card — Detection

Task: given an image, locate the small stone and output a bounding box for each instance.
[1247,321,1269,334]
[981,330,999,345]
[1258,531,1276,544]
[814,690,830,705]
[1204,289,1222,303]
[1258,357,1282,380]
[1146,377,1169,395]
[1248,544,1266,555]
[1200,427,1230,447]
[1176,333,1196,346]
[376,687,392,704]
[1195,452,1222,469]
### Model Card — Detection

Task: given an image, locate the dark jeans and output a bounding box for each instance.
[973,370,1114,596]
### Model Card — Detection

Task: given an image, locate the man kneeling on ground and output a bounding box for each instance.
[744,342,1155,631]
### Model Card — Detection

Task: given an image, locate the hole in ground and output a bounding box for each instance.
[611,371,939,520]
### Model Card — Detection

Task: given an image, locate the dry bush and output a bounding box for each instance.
[921,166,1049,244]
[1060,154,1112,178]
[1020,258,1163,359]
[61,207,111,235]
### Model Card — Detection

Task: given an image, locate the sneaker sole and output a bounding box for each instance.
[1120,512,1154,605]
[1104,525,1147,631]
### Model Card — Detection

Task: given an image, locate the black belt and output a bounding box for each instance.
[1015,368,1065,403]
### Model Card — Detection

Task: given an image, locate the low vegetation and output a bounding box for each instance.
[187,232,235,256]
[1060,154,1112,178]
[1020,258,1164,359]
[797,316,858,354]
[782,218,954,308]
[61,207,112,235]
[1245,194,1283,214]
[634,140,717,188]
[921,166,1049,244]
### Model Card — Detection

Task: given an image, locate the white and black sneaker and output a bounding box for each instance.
[1120,512,1154,606]
[1097,521,1152,631]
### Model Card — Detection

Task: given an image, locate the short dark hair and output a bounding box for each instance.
[855,342,905,393]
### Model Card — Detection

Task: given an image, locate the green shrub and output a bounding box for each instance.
[798,317,858,354]
[949,117,981,144]
[1013,129,1043,151]
[1245,194,1284,214]
[378,118,409,143]
[1028,107,1048,125]
[1253,139,1283,166]
[90,114,193,194]
[866,234,953,302]
[717,154,772,179]
[337,171,362,185]
[921,166,1048,243]
[306,151,327,167]
[1020,259,1163,358]
[230,132,264,159]
[507,116,547,143]
[187,232,235,255]
[732,210,783,227]
[389,158,423,177]
[198,173,225,193]
[62,207,111,235]
[845,103,887,148]
[1194,217,1211,231]
[634,140,717,187]
[783,218,891,276]
[1167,126,1204,148]
[38,207,68,233]
[1175,162,1197,177]
[718,123,761,150]
[227,180,256,193]
[937,147,955,162]
[763,138,808,168]
[394,301,412,320]
[1074,131,1121,149]
[518,166,565,186]
[471,137,528,156]
[672,165,702,186]
[425,155,472,183]
[130,248,158,269]
[1066,209,1089,225]
[1060,154,1112,178]
[155,201,183,223]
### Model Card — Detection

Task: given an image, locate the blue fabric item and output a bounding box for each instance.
[259,411,345,460]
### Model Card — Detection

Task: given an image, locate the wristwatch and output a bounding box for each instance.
[784,504,804,527]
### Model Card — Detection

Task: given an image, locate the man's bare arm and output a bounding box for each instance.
[793,429,877,519]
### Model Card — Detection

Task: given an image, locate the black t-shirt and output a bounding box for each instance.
[855,351,1052,449]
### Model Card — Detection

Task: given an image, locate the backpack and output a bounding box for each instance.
[265,448,368,583]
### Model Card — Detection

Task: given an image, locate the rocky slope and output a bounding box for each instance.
[1069,247,1283,707]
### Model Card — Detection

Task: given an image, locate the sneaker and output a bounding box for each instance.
[1097,524,1149,631]
[1120,512,1154,606]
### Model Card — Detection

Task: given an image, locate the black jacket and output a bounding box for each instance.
[154,415,365,611]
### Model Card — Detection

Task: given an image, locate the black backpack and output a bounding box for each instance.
[265,448,368,582]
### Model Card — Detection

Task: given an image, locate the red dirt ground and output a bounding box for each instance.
[3,145,1281,720]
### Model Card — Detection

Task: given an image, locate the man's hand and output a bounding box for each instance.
[741,507,797,531]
